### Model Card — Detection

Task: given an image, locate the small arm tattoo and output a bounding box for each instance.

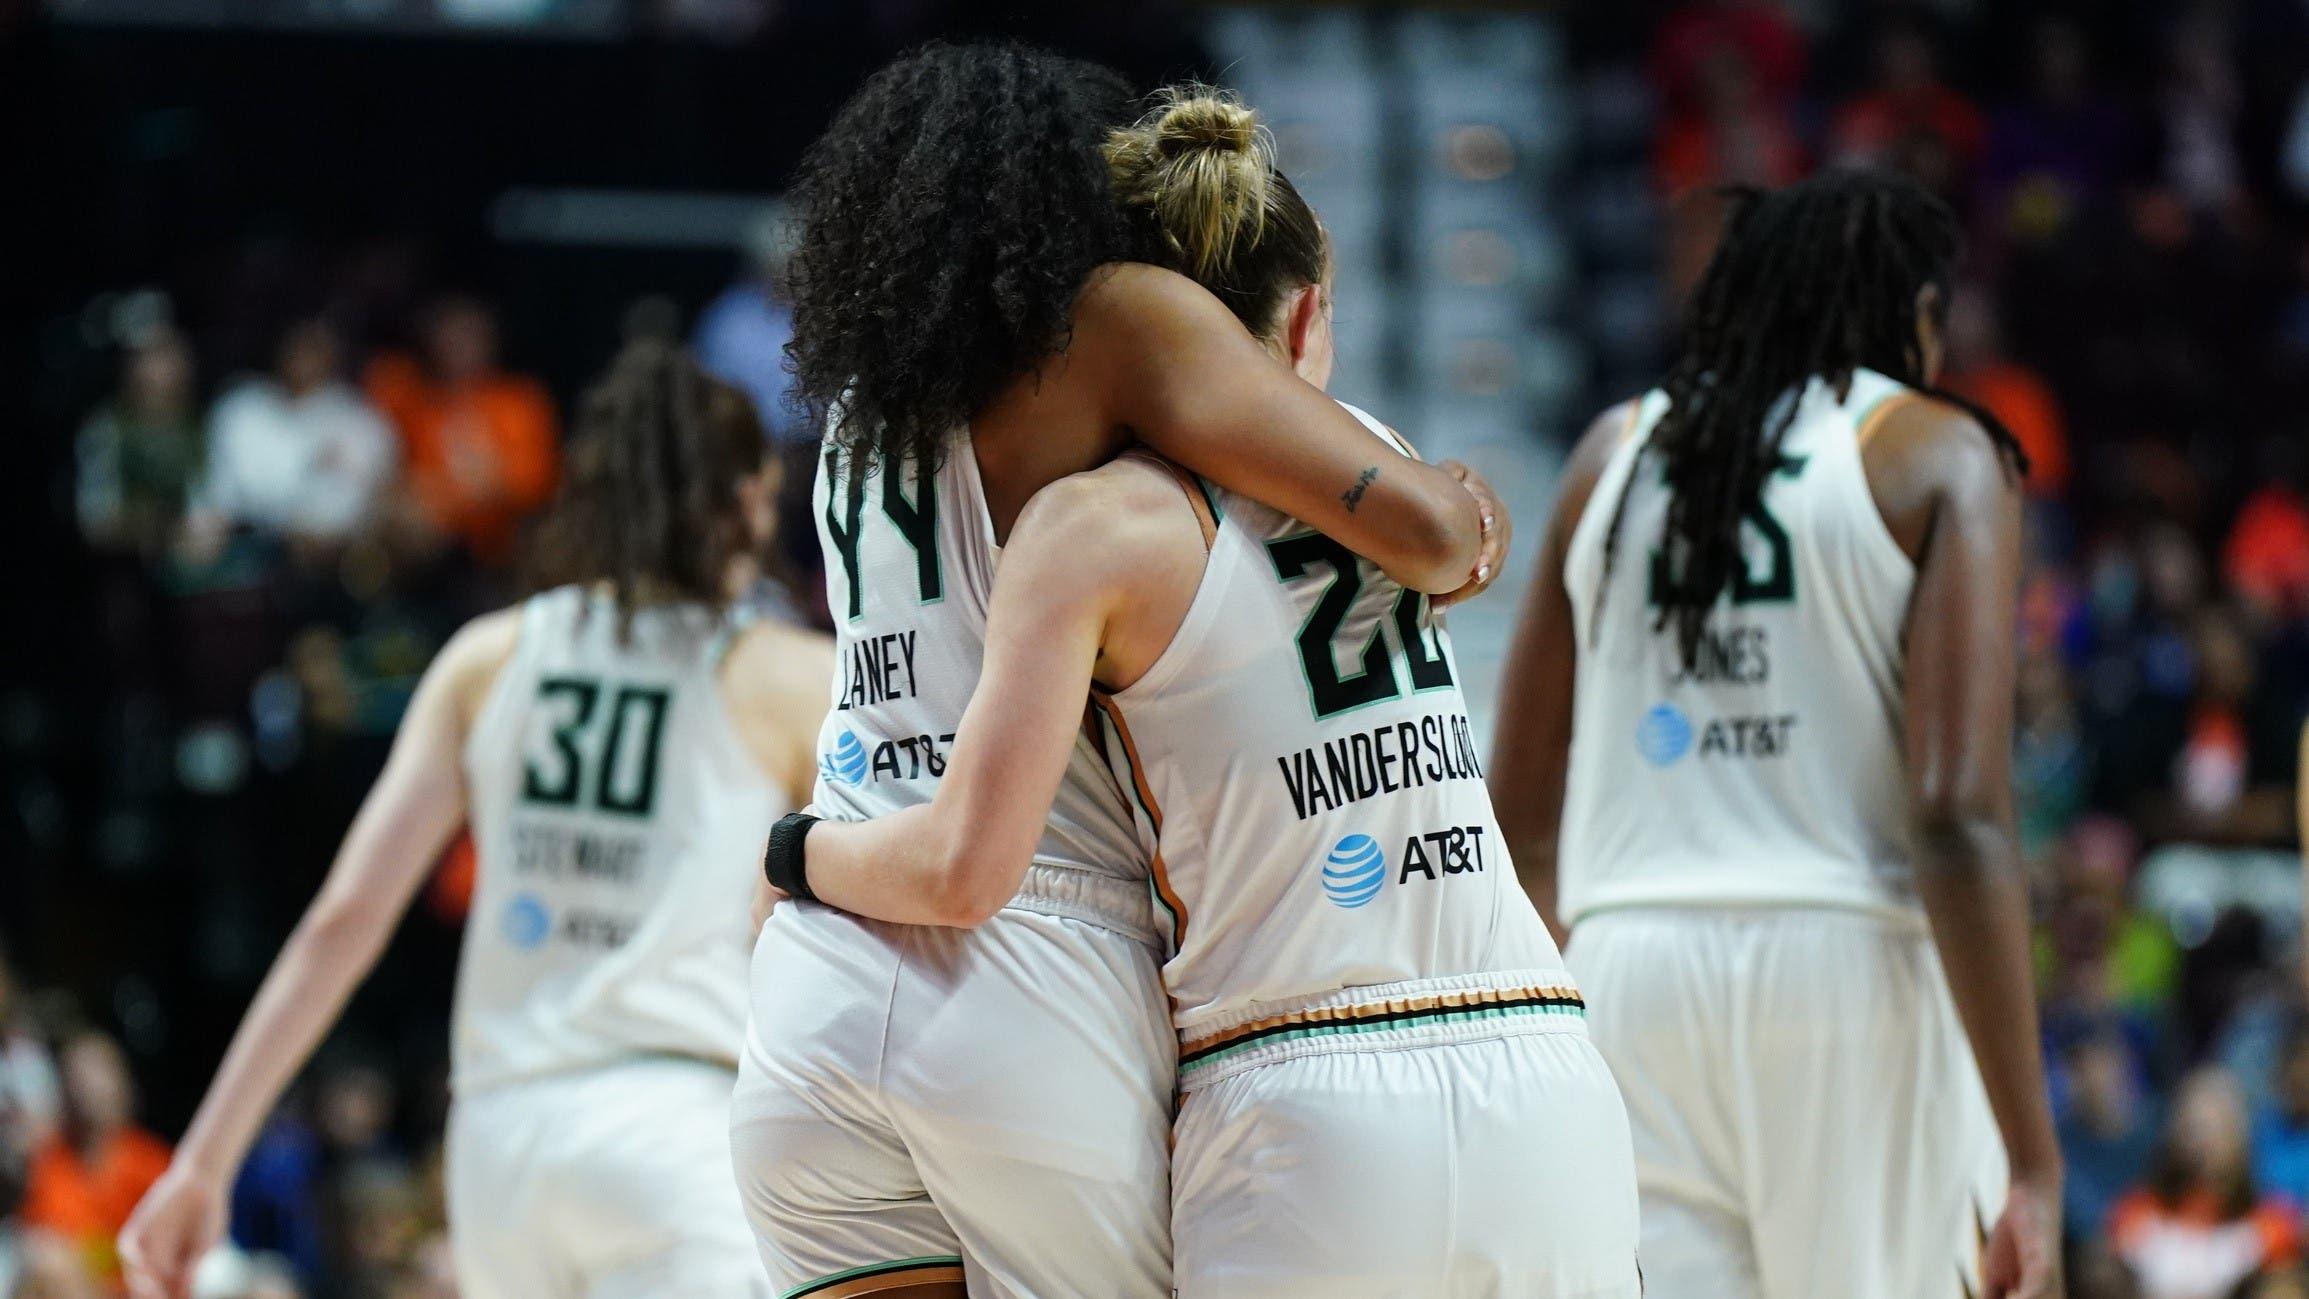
[1341,465,1379,513]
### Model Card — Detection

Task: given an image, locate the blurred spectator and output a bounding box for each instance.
[2061,1031,2163,1246]
[1828,15,1986,191]
[1939,280,2070,499]
[1978,17,2126,250]
[2253,1029,2309,1213]
[365,297,559,567]
[2222,443,2309,624]
[20,1030,170,1292]
[2153,14,2246,218]
[75,326,204,562]
[0,947,60,1150]
[183,319,397,558]
[694,206,808,446]
[2109,1067,2301,1299]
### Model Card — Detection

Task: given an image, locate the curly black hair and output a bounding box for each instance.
[783,41,1142,474]
[526,339,767,630]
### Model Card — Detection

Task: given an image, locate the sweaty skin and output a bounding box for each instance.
[1489,387,2061,1299]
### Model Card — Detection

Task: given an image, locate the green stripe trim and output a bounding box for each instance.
[781,1256,966,1298]
[1193,475,1223,524]
[1179,1001,1586,1075]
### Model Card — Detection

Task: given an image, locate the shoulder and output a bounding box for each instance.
[722,618,835,702]
[1011,456,1208,596]
[1551,397,1648,538]
[431,605,525,725]
[1072,262,1251,354]
[1860,390,2022,554]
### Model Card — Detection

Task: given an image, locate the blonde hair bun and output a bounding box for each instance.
[1152,95,1258,157]
[1106,86,1274,281]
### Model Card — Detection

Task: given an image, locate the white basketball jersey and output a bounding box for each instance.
[810,434,1142,884]
[1094,405,1566,1043]
[1558,368,1921,924]
[455,586,788,1091]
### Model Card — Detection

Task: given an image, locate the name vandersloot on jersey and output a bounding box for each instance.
[837,629,920,710]
[1275,710,1485,822]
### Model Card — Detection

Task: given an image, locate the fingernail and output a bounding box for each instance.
[1478,565,1490,581]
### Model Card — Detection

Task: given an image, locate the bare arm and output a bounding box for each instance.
[1882,404,2061,1298]
[722,620,836,809]
[119,612,516,1299]
[1488,406,1631,944]
[1085,264,1490,596]
[800,473,1159,926]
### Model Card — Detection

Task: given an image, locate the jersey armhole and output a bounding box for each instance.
[1118,450,1218,552]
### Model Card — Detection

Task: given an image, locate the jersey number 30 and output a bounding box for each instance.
[521,677,673,817]
[1268,533,1453,720]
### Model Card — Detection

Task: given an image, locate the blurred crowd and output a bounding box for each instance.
[7,1,2309,1297]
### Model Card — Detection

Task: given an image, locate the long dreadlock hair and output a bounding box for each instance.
[1598,167,2028,668]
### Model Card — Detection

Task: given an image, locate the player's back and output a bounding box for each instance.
[1095,405,1570,1082]
[1558,367,1919,924]
[455,584,788,1091]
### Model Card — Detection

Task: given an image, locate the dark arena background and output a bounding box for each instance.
[5,1,2309,1296]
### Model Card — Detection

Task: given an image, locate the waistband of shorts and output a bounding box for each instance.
[1174,970,1587,1091]
[1000,862,1160,949]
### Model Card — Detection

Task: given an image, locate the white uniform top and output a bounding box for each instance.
[1095,405,1570,1075]
[809,435,1149,925]
[1559,368,1921,925]
[455,586,787,1092]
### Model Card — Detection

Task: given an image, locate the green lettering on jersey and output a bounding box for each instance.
[521,676,673,818]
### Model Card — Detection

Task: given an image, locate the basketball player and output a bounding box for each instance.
[758,88,1637,1299]
[119,343,829,1299]
[730,48,1505,1299]
[1489,169,2063,1299]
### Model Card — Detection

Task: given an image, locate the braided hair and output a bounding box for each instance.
[1599,168,2028,667]
[783,41,1142,475]
[526,340,767,632]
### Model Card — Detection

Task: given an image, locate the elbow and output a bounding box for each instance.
[919,843,1012,929]
[1386,509,1479,595]
[1907,783,2016,882]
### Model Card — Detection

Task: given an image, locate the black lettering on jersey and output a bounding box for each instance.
[840,630,920,710]
[1273,712,1483,822]
[825,450,944,621]
[881,455,943,605]
[521,677,672,818]
[1268,533,1397,719]
[1393,591,1454,691]
[824,447,870,621]
[1400,833,1437,882]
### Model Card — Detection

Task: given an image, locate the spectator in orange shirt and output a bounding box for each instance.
[1939,282,2070,499]
[2109,1067,2302,1299]
[22,1030,170,1292]
[1829,17,1986,180]
[366,297,558,566]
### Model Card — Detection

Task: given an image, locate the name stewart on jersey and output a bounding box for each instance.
[1275,708,1485,822]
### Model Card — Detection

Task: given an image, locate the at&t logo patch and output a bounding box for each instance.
[1322,834,1387,909]
[821,730,870,786]
[1635,703,1693,768]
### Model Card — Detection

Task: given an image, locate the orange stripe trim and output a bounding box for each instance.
[1091,693,1187,948]
[1855,389,1925,448]
[809,1266,966,1297]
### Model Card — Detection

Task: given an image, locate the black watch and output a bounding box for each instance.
[763,812,823,903]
